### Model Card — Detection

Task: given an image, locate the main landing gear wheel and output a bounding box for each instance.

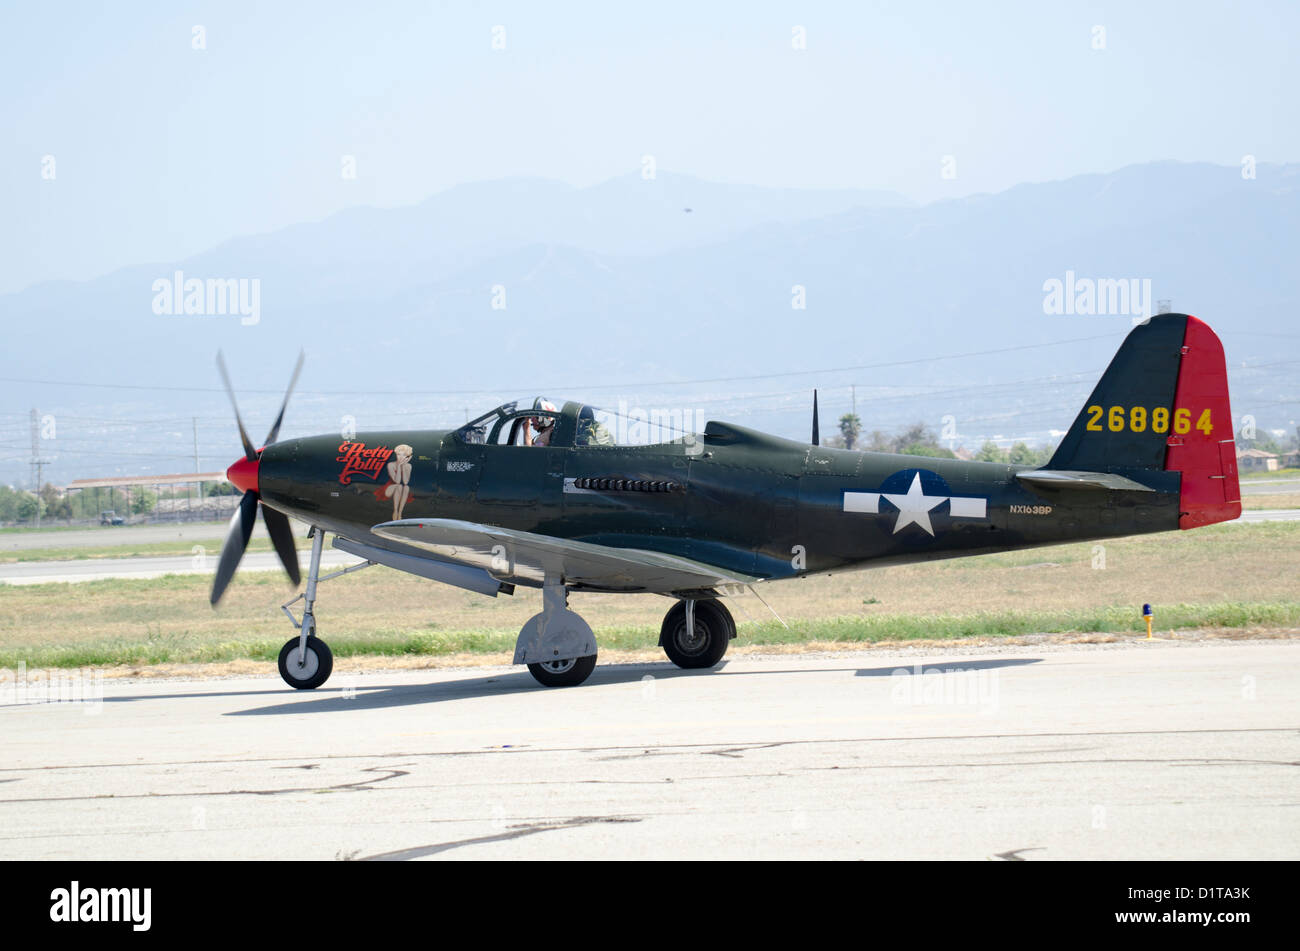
[661,600,734,669]
[278,635,333,689]
[527,654,598,687]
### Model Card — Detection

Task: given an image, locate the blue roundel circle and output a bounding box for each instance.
[877,467,951,498]
[874,468,955,545]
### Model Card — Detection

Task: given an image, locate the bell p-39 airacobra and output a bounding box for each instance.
[211,313,1240,689]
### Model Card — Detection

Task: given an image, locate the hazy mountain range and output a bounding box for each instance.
[2,161,1297,485]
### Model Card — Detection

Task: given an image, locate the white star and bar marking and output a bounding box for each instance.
[843,472,988,536]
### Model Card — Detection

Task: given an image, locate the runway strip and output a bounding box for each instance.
[0,641,1295,859]
[0,549,356,584]
[1,521,244,553]
[1232,509,1300,523]
[1241,478,1300,494]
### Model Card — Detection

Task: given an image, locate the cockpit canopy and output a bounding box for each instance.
[455,398,700,448]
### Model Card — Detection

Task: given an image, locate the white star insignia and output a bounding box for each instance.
[881,472,946,536]
[842,473,989,536]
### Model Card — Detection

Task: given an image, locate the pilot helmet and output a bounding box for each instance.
[532,398,558,428]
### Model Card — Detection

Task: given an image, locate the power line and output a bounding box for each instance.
[2,342,1292,407]
[0,332,1126,396]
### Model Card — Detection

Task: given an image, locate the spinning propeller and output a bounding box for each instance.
[210,351,305,606]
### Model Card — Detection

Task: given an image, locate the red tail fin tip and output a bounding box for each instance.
[1163,316,1241,529]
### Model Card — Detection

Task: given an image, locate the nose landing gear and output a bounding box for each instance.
[277,527,375,689]
[277,629,333,690]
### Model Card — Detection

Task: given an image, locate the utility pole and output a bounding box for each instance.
[30,409,51,528]
[30,409,36,495]
[34,459,46,527]
[192,417,201,522]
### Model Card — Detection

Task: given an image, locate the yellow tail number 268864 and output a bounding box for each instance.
[1085,405,1213,435]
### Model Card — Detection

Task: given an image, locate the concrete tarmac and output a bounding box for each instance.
[1,641,1295,860]
[1232,509,1300,523]
[0,549,355,584]
[1241,478,1300,495]
[1,521,238,553]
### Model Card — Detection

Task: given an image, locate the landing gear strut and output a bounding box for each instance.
[278,527,374,689]
[517,579,598,688]
[660,598,735,669]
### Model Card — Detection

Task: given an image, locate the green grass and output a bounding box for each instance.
[2,599,1295,670]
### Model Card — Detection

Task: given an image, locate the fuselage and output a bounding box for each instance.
[256,406,1181,587]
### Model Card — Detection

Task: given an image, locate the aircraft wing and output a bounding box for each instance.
[369,518,756,595]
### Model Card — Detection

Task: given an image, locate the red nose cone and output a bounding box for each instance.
[227,455,260,494]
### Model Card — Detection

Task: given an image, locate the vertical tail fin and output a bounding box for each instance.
[1045,313,1240,528]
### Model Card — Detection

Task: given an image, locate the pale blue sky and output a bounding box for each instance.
[3,0,1296,295]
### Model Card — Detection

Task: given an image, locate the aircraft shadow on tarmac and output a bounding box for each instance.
[854,658,1042,676]
[100,657,1043,717]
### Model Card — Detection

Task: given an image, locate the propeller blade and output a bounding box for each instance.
[263,350,305,447]
[210,491,259,606]
[261,504,302,587]
[812,389,820,446]
[216,351,258,462]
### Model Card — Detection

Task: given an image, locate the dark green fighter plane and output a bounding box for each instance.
[212,313,1240,689]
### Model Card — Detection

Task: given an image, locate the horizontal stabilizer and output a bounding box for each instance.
[1016,470,1156,492]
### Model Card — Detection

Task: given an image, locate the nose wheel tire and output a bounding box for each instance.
[527,654,597,687]
[661,600,734,669]
[278,636,333,689]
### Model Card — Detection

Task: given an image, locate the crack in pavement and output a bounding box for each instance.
[993,847,1045,861]
[595,741,792,762]
[0,763,413,804]
[3,727,1293,775]
[704,742,790,759]
[356,815,644,861]
[1,754,1291,807]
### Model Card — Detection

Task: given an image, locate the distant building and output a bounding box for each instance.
[952,447,975,461]
[1282,449,1300,470]
[1236,448,1279,473]
[65,471,232,523]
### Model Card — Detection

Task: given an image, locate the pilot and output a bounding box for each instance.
[524,399,558,447]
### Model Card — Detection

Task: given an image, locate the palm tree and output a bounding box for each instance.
[839,413,862,450]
